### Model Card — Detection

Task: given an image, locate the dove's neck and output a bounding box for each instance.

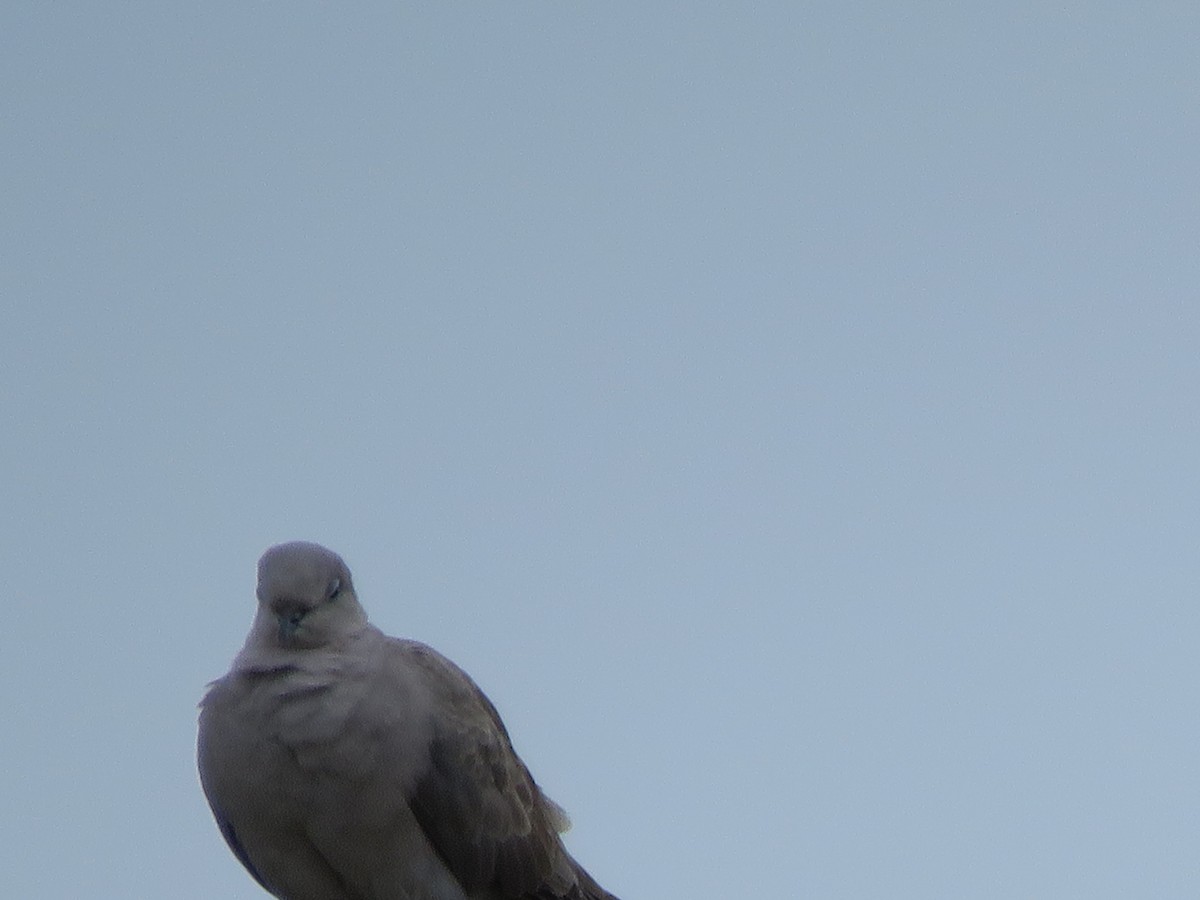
[232,623,382,682]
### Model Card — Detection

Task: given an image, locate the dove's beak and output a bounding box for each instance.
[277,614,302,642]
[270,600,307,644]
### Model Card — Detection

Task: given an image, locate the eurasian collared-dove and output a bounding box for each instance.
[198,541,620,900]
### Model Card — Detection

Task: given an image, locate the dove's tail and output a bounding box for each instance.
[573,861,621,900]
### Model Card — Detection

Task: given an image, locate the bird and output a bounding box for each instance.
[198,541,620,900]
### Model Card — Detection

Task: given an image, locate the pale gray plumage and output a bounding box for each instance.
[198,541,619,900]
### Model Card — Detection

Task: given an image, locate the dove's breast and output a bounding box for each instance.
[199,631,467,900]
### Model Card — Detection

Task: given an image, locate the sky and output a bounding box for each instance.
[2,3,1198,897]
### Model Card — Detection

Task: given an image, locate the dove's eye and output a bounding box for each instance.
[328,578,342,601]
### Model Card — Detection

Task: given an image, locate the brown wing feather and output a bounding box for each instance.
[402,644,617,899]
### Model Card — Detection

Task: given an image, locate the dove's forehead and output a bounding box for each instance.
[256,541,350,600]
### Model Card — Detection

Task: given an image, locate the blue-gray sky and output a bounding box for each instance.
[3,4,1198,897]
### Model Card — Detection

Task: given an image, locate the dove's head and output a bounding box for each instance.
[253,542,368,650]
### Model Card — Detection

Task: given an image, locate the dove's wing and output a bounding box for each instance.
[388,640,617,900]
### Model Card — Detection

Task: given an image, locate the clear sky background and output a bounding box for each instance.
[2,4,1198,898]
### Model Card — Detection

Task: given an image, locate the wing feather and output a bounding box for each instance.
[396,642,614,899]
